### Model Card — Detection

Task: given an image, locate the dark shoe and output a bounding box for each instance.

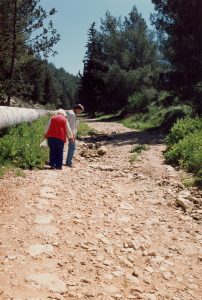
[65,163,72,167]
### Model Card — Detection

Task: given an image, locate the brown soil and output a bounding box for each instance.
[0,121,201,300]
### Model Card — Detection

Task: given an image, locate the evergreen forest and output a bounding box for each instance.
[79,1,202,117]
[0,0,78,108]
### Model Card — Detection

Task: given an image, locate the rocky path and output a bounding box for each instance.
[0,121,201,300]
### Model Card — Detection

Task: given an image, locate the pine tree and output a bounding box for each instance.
[79,23,107,115]
[0,0,60,105]
[43,70,60,107]
[123,6,156,69]
[151,0,202,114]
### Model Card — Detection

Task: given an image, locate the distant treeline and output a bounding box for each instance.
[0,0,78,108]
[78,1,202,116]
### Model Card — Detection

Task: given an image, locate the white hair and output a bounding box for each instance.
[56,109,66,116]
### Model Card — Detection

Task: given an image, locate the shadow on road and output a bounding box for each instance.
[79,129,165,147]
[87,115,123,123]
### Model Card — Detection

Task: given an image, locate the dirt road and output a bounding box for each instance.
[0,121,201,300]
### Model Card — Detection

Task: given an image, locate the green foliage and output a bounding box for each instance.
[78,22,107,115]
[0,0,60,105]
[129,153,138,163]
[128,93,145,112]
[0,168,4,178]
[44,102,57,111]
[165,117,202,185]
[79,6,158,114]
[160,105,193,132]
[96,113,115,121]
[122,114,156,131]
[130,144,149,153]
[0,163,12,178]
[165,129,202,170]
[77,121,97,137]
[122,104,165,130]
[151,0,202,114]
[15,169,26,178]
[129,144,149,163]
[122,104,193,131]
[182,176,196,188]
[45,64,79,109]
[166,117,202,146]
[14,58,79,108]
[128,88,157,112]
[0,116,49,170]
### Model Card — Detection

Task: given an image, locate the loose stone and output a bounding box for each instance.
[35,214,54,224]
[26,273,67,294]
[28,244,54,257]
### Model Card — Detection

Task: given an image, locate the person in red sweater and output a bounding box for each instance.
[44,109,72,170]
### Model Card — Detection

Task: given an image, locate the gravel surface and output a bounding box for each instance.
[0,121,201,300]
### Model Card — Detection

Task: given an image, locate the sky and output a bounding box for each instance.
[40,0,155,76]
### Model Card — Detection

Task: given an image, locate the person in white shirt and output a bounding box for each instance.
[66,104,84,167]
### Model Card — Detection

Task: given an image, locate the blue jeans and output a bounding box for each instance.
[47,137,64,169]
[66,139,76,166]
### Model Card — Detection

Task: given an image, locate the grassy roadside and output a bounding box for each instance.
[0,118,96,178]
[0,116,50,177]
[121,104,192,131]
[122,111,202,186]
[77,120,97,137]
[165,117,202,186]
[95,104,192,131]
[96,105,201,187]
[121,106,163,130]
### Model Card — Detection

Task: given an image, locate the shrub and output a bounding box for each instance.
[166,117,202,146]
[122,103,193,132]
[77,121,97,137]
[130,144,149,153]
[0,116,49,169]
[165,117,202,185]
[165,129,202,184]
[128,88,157,112]
[160,105,193,132]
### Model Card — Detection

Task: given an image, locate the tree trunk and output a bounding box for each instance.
[7,0,17,105]
[0,106,49,129]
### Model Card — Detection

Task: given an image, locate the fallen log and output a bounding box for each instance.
[0,106,49,130]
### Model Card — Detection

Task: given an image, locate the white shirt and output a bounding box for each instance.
[66,110,79,137]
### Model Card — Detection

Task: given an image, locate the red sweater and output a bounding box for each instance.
[45,115,67,143]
